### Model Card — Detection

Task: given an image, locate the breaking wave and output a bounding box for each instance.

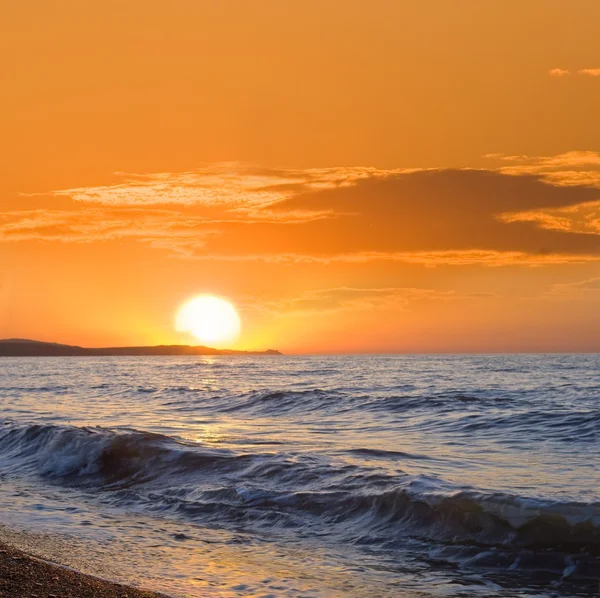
[0,420,597,579]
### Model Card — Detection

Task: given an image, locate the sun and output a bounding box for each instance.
[175,295,241,346]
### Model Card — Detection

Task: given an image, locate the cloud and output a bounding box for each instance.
[0,209,220,248]
[547,68,600,78]
[486,151,600,189]
[240,286,456,317]
[7,207,600,266]
[254,169,600,257]
[547,277,600,298]
[174,250,600,267]
[500,201,600,235]
[579,68,600,76]
[23,163,411,213]
[7,159,600,265]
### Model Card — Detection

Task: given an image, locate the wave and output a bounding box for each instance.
[162,388,530,418]
[443,409,600,441]
[346,447,433,460]
[0,420,598,576]
[0,385,70,394]
[214,389,356,415]
[0,421,253,486]
[216,483,600,556]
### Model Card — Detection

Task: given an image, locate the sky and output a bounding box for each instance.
[2,0,600,353]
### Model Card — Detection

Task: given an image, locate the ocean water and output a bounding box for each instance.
[0,355,598,597]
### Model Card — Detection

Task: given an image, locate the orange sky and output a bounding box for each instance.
[2,0,600,352]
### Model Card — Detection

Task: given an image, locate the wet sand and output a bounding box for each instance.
[0,541,169,597]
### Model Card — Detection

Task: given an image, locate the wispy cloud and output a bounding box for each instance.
[492,152,600,236]
[240,286,456,317]
[547,277,600,298]
[499,201,600,235]
[548,68,600,77]
[176,250,600,267]
[23,164,410,211]
[0,209,220,247]
[578,68,600,76]
[5,207,598,266]
[486,151,600,188]
[8,160,600,264]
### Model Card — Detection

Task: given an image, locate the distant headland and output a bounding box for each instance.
[0,339,282,357]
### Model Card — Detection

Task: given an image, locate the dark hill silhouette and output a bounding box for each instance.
[0,339,281,357]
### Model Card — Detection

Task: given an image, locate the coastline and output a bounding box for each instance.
[0,339,282,357]
[0,541,170,598]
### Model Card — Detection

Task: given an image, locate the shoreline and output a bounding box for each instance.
[0,541,170,598]
[0,339,281,357]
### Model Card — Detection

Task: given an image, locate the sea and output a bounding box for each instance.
[0,355,598,597]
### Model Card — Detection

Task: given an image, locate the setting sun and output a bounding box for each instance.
[175,295,241,346]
